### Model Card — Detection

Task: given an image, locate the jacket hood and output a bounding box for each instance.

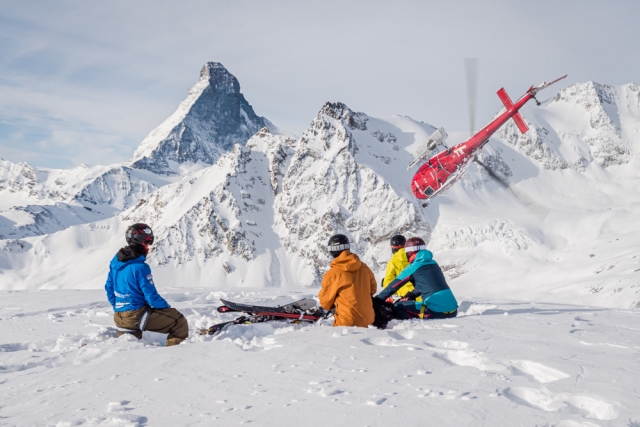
[112,247,146,270]
[330,250,362,272]
[392,247,408,261]
[117,246,144,262]
[412,249,435,264]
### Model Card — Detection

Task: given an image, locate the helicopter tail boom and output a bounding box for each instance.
[497,87,529,134]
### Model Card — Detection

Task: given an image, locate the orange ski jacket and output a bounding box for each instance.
[318,250,376,327]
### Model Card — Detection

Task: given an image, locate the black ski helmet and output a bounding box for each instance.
[125,223,154,247]
[405,236,426,260]
[328,234,350,258]
[390,235,406,253]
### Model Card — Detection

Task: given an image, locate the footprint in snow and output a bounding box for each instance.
[509,360,570,383]
[365,397,386,406]
[101,401,147,426]
[503,386,618,421]
[360,337,414,347]
[427,340,504,372]
[306,382,344,397]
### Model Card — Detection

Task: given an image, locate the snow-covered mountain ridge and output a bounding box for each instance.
[1,69,640,310]
[0,63,272,240]
[499,81,639,170]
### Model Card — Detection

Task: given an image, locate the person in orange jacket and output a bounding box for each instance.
[318,234,377,327]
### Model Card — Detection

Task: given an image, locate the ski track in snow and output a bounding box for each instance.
[0,289,638,426]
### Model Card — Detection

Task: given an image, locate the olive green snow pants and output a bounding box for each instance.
[114,306,189,346]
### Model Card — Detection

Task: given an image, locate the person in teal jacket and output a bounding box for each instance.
[376,237,458,319]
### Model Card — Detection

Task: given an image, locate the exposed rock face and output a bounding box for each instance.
[105,105,431,286]
[72,166,159,209]
[499,120,570,170]
[0,160,41,196]
[275,102,430,285]
[122,129,295,269]
[130,62,269,174]
[499,82,638,170]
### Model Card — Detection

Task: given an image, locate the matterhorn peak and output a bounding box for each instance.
[130,62,269,174]
[198,62,241,94]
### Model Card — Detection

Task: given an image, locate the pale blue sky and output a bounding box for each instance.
[1,0,638,168]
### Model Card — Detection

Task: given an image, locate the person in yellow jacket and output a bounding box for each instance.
[381,235,419,299]
[318,234,376,327]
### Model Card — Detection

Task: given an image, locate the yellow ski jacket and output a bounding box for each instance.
[382,248,416,297]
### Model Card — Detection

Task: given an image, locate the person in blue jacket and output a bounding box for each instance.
[105,223,188,346]
[376,237,458,319]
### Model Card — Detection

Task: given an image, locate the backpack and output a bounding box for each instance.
[372,297,395,329]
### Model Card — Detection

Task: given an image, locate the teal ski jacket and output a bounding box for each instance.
[377,250,458,313]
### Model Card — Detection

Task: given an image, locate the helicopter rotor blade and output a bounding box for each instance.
[538,96,554,106]
[474,158,510,189]
[474,158,548,218]
[464,58,478,136]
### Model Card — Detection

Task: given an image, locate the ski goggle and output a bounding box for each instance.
[405,245,426,253]
[328,243,350,251]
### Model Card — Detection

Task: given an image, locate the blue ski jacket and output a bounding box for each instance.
[105,252,170,312]
[377,250,458,313]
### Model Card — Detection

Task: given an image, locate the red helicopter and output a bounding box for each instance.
[409,74,567,204]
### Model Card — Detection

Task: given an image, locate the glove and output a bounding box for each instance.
[402,292,417,301]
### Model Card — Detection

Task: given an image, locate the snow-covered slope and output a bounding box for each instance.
[423,81,640,309]
[0,159,164,239]
[0,289,637,426]
[131,62,271,174]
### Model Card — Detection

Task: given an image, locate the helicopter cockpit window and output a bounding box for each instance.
[424,186,435,196]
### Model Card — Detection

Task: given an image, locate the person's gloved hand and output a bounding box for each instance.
[401,292,417,302]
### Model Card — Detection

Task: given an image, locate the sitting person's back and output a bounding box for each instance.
[318,234,376,327]
[377,237,458,319]
[105,223,189,346]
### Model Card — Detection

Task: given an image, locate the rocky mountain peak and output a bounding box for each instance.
[130,62,269,174]
[199,62,241,94]
[319,102,368,131]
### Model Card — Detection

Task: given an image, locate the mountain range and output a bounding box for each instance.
[1,63,639,309]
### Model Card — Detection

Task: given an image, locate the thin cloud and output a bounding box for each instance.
[1,1,638,168]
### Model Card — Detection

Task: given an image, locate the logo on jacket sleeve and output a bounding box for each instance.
[146,274,154,284]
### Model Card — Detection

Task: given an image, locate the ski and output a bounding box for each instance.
[201,298,328,336]
[218,298,317,314]
[199,314,257,336]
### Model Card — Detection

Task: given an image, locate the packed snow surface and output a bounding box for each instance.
[0,289,638,426]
